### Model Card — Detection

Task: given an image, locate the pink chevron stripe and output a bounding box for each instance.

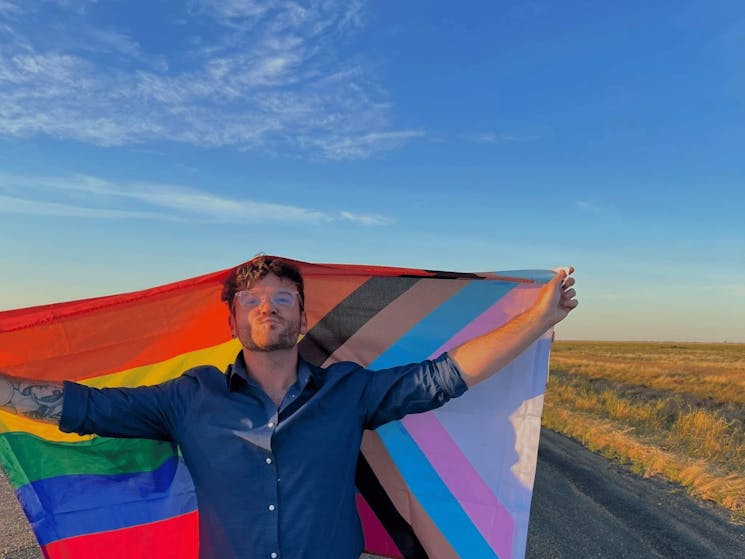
[401,412,514,559]
[432,284,539,356]
[401,286,540,559]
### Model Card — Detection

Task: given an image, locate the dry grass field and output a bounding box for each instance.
[543,341,745,521]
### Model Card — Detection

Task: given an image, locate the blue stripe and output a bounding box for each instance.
[371,280,517,559]
[373,280,516,368]
[376,421,499,558]
[16,457,196,545]
[492,269,554,282]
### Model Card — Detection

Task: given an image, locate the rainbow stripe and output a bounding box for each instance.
[0,258,554,559]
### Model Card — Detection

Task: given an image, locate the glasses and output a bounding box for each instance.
[234,289,300,309]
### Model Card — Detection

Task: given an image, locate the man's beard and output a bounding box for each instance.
[239,316,301,352]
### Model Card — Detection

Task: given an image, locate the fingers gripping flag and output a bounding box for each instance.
[0,257,555,559]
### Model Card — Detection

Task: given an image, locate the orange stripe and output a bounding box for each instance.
[1,268,368,381]
[1,283,228,380]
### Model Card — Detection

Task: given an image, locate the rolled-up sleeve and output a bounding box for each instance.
[59,377,193,441]
[362,352,468,429]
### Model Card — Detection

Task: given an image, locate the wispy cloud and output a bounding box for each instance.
[306,130,425,160]
[0,194,175,220]
[460,130,545,144]
[189,0,277,22]
[0,1,22,17]
[0,173,393,226]
[462,132,499,144]
[84,28,169,72]
[339,211,393,226]
[0,0,419,159]
[576,200,600,212]
[44,0,98,15]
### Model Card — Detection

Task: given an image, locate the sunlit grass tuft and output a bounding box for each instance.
[545,341,745,522]
[550,341,745,405]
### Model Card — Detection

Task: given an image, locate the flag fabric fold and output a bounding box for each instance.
[0,257,554,559]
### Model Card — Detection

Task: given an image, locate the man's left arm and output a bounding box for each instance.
[449,267,577,387]
[0,373,64,423]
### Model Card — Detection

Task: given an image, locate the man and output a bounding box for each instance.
[0,256,577,559]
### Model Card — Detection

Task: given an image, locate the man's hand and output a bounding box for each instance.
[450,267,578,386]
[533,267,578,330]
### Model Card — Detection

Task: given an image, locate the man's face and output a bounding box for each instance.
[229,273,307,352]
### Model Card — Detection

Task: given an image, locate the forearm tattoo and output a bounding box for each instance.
[0,374,64,423]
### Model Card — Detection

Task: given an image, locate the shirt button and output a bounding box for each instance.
[271,553,278,559]
[268,504,275,511]
[267,422,275,428]
[265,457,272,464]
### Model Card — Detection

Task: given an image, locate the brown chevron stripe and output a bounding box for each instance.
[313,278,469,559]
[322,278,468,368]
[361,431,460,559]
[298,276,420,367]
[356,452,428,558]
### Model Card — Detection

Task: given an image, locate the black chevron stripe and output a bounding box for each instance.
[298,276,420,367]
[356,453,429,559]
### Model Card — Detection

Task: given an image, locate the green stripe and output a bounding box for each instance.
[0,432,176,490]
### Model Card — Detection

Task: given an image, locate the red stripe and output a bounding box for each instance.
[41,511,199,559]
[0,257,518,379]
[0,270,228,331]
[357,493,404,559]
[0,257,493,331]
[0,260,369,380]
[1,283,228,380]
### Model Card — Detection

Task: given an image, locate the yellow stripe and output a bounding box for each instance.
[84,339,241,388]
[0,339,242,440]
[0,410,93,442]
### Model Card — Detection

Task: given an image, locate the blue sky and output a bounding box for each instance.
[0,0,743,342]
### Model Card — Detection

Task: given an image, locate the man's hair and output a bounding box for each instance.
[221,256,305,311]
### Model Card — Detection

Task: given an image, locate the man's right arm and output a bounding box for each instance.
[0,372,64,424]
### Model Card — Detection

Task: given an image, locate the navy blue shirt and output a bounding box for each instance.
[60,352,468,559]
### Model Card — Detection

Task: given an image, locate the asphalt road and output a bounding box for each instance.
[2,429,744,558]
[526,428,745,558]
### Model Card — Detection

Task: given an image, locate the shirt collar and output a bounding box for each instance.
[226,351,319,392]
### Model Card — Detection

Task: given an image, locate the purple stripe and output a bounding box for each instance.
[402,412,514,559]
[400,289,540,559]
[430,285,538,356]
